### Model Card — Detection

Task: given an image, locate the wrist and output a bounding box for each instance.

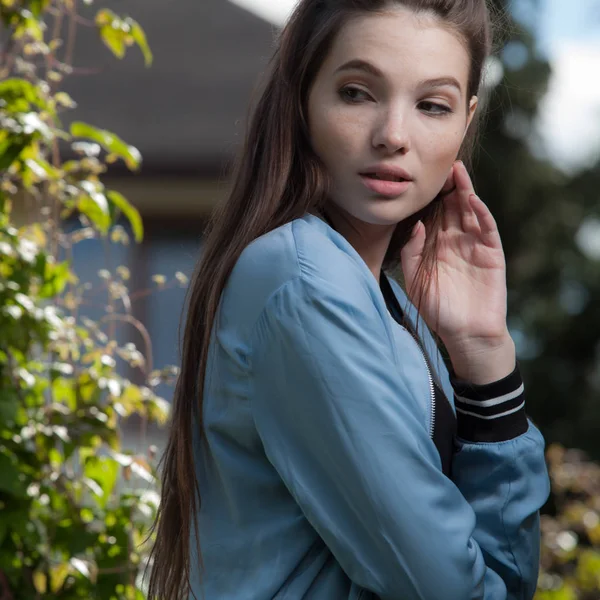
[446,331,516,385]
[451,362,528,442]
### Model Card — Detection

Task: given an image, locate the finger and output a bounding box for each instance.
[469,194,502,248]
[400,220,426,285]
[442,195,462,232]
[459,189,480,234]
[454,161,476,196]
[440,164,456,195]
[442,164,462,231]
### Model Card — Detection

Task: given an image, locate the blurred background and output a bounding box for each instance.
[58,0,600,457]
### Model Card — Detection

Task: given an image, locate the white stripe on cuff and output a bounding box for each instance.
[455,400,525,420]
[454,383,524,408]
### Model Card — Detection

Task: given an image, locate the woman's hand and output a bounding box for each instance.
[400,160,515,384]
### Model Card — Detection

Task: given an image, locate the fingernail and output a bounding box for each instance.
[411,221,422,238]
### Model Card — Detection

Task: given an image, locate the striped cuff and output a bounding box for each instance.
[450,363,528,443]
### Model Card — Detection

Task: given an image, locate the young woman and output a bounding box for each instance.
[148,1,550,598]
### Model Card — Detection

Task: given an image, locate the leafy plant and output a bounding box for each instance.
[0,1,183,598]
[535,445,600,600]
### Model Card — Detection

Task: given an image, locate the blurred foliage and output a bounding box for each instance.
[0,1,186,598]
[477,2,600,592]
[478,2,600,456]
[535,445,600,599]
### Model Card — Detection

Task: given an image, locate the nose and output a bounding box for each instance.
[371,105,411,154]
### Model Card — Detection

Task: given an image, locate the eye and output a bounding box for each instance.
[339,86,373,104]
[419,101,453,116]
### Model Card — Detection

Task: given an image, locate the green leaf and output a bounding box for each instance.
[70,557,91,579]
[84,456,118,508]
[28,0,51,19]
[40,260,71,297]
[50,562,70,593]
[70,121,141,171]
[22,157,60,187]
[0,520,7,546]
[95,9,130,61]
[534,587,577,600]
[51,378,76,411]
[127,18,153,67]
[95,10,152,67]
[576,549,600,590]
[0,78,46,111]
[0,189,9,215]
[146,395,170,425]
[54,91,77,109]
[78,193,110,235]
[0,389,20,423]
[107,190,143,242]
[0,136,29,171]
[0,450,26,496]
[99,23,126,58]
[14,10,44,42]
[77,371,101,404]
[33,571,47,594]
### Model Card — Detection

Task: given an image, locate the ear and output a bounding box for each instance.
[462,96,479,141]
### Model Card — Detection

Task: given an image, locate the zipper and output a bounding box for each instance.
[388,310,436,439]
[420,340,436,440]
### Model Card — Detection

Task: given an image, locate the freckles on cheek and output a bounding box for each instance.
[313,106,359,161]
[425,128,464,164]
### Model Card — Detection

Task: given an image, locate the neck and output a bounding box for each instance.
[323,206,396,284]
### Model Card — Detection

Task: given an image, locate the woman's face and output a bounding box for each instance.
[307,8,478,227]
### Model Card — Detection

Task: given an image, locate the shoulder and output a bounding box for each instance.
[292,214,379,293]
[220,213,379,334]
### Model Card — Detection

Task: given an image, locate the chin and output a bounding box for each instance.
[354,201,417,227]
[330,191,426,227]
[361,214,400,226]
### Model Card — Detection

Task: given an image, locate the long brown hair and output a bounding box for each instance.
[147,1,494,598]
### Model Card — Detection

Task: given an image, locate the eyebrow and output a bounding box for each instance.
[334,59,463,94]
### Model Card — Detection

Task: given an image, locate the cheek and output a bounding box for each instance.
[310,104,366,169]
[420,124,465,170]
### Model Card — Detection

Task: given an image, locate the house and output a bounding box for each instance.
[62,0,277,423]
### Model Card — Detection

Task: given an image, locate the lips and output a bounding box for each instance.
[359,174,412,198]
[360,165,413,183]
[363,173,407,182]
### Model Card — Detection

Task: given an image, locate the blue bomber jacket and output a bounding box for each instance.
[190,212,551,600]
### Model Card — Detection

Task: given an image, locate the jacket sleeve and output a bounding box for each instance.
[249,273,549,600]
[449,367,550,600]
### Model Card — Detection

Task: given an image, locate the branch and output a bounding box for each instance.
[0,570,14,600]
[64,1,78,68]
[47,55,105,76]
[98,313,155,449]
[99,313,153,377]
[0,26,17,78]
[0,29,14,66]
